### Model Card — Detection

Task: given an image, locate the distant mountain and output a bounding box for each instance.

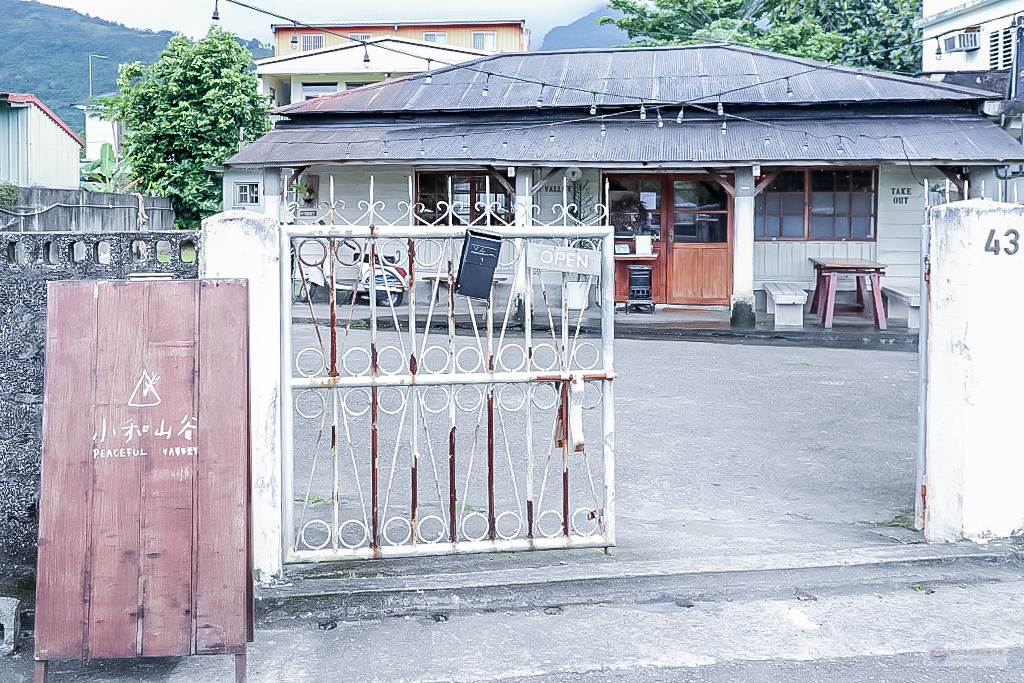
[538,8,629,51]
[0,0,272,132]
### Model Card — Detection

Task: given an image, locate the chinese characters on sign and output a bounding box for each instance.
[91,369,199,459]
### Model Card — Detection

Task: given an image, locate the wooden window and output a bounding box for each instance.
[301,34,324,51]
[416,172,513,225]
[234,183,259,205]
[810,169,875,240]
[608,178,662,241]
[755,168,875,241]
[755,170,806,239]
[473,32,497,51]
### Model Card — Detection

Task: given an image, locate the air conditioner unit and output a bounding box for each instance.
[944,31,980,52]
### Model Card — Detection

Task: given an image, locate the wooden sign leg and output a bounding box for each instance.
[34,660,48,683]
[235,651,247,683]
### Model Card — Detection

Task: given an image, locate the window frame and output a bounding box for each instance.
[234,182,260,206]
[348,33,373,43]
[423,32,448,44]
[603,173,734,244]
[754,167,878,242]
[414,170,514,225]
[301,34,324,52]
[472,31,498,51]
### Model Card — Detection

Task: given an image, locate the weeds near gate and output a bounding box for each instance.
[459,503,486,513]
[792,361,812,366]
[874,507,917,531]
[295,495,332,505]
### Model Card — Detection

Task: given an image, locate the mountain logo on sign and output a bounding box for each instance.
[128,369,162,407]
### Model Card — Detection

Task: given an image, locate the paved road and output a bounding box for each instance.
[7,338,993,683]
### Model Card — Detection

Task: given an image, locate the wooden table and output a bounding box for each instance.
[808,258,888,330]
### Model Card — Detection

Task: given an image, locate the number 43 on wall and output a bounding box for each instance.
[985,229,1020,255]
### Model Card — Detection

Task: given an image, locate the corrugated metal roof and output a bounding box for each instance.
[272,44,999,117]
[227,115,1024,166]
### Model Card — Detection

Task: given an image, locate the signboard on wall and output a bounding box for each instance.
[34,280,252,680]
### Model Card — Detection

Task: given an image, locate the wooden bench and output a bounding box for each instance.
[763,282,808,328]
[882,285,920,329]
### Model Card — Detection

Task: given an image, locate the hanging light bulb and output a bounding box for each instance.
[935,38,942,59]
[536,84,545,108]
[785,78,793,97]
[382,139,389,157]
[363,45,371,64]
[721,120,727,135]
[419,140,426,156]
[461,136,468,155]
[639,104,647,120]
[211,0,219,21]
[600,116,606,137]
[590,94,597,116]
[291,24,299,49]
[717,102,724,117]
[425,59,432,83]
[502,140,508,151]
[836,136,845,153]
[802,133,809,153]
[676,106,684,124]
[482,73,490,97]
[549,127,555,142]
[764,131,771,146]
[657,109,663,128]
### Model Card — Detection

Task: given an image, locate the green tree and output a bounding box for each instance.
[111,26,270,227]
[600,0,921,73]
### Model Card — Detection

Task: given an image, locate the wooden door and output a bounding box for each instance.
[666,179,732,305]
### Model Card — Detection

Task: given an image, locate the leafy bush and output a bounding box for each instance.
[0,182,19,209]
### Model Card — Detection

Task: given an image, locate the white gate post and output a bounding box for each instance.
[201,210,284,579]
[925,200,1024,542]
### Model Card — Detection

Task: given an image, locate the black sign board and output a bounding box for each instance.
[455,230,502,300]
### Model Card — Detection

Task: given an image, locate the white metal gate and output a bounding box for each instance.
[281,177,615,562]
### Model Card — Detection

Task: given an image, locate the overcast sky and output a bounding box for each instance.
[35,0,610,44]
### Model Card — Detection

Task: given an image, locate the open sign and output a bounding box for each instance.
[527,243,601,276]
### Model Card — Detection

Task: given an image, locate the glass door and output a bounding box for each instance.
[668,179,732,304]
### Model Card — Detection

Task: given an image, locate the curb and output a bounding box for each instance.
[255,543,1017,626]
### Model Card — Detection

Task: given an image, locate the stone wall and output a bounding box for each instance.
[0,231,200,587]
[0,187,176,232]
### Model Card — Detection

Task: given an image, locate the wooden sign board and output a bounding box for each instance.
[34,280,252,682]
[526,243,601,276]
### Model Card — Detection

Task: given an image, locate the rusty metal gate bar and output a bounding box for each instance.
[280,176,614,562]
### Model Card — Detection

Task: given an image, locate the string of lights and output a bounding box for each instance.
[212,0,1008,168]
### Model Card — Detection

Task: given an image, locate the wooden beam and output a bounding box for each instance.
[704,168,735,196]
[531,168,564,197]
[936,166,966,194]
[284,166,310,195]
[754,169,784,196]
[485,166,516,197]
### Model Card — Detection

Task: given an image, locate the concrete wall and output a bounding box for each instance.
[925,199,1024,542]
[0,231,200,588]
[1,187,175,232]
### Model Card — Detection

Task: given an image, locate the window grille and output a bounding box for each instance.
[235,183,260,205]
[301,34,324,51]
[473,32,497,51]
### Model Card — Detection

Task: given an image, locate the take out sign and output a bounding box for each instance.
[526,243,601,276]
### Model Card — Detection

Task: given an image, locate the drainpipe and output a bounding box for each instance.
[915,185,930,530]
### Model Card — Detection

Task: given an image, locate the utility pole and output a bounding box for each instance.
[88,54,108,99]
